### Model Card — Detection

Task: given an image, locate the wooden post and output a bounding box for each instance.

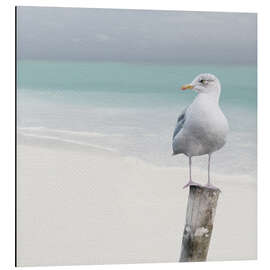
[179,185,220,262]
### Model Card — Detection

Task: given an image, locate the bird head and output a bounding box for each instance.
[181,73,221,95]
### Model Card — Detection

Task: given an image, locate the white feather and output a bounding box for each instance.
[172,74,229,157]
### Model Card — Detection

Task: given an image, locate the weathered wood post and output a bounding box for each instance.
[179,185,221,262]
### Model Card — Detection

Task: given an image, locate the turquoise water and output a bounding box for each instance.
[17,60,257,176]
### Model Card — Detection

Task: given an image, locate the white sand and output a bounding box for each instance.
[17,144,257,266]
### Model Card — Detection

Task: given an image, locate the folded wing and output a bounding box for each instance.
[172,107,187,140]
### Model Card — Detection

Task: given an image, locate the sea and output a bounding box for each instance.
[17,60,257,177]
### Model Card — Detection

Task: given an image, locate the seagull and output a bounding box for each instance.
[172,74,229,189]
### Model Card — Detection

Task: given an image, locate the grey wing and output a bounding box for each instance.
[172,107,187,140]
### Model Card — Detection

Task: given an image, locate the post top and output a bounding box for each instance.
[189,185,221,194]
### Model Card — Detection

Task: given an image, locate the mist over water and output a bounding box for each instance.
[17,60,257,176]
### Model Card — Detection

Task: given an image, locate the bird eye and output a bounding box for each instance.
[199,79,207,84]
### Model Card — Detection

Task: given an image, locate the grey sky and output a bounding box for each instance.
[17,7,257,64]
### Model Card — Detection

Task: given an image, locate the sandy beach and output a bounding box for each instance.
[17,143,256,266]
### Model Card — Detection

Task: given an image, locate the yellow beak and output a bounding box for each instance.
[181,84,194,90]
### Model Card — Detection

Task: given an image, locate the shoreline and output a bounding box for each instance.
[17,131,257,182]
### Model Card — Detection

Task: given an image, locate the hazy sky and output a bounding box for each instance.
[17,7,257,64]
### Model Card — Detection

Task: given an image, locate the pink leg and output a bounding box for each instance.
[183,157,201,189]
[204,154,220,191]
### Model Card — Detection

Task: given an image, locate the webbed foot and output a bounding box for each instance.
[183,181,201,189]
